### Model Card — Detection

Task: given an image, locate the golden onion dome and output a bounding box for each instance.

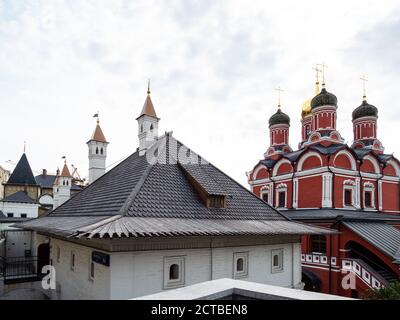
[301,98,312,119]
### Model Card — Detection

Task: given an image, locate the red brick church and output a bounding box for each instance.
[247,70,400,298]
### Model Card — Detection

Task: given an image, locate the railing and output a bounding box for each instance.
[301,253,337,267]
[1,256,41,284]
[342,258,389,289]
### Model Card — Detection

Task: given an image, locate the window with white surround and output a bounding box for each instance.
[260,186,270,205]
[233,252,249,279]
[275,183,287,208]
[363,182,375,209]
[343,180,356,207]
[163,256,185,289]
[271,249,284,273]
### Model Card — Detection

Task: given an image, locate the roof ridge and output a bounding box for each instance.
[118,161,156,217]
[171,136,288,221]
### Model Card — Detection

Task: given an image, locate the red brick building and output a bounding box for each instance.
[248,79,400,298]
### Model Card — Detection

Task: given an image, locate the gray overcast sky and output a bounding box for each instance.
[1,0,400,187]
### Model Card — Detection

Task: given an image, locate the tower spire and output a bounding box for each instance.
[147,79,151,95]
[360,75,368,101]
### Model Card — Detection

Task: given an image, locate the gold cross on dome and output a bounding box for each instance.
[317,62,328,86]
[312,65,322,84]
[360,75,368,100]
[275,86,284,109]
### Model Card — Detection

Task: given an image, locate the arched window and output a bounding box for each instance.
[140,125,143,133]
[236,258,244,272]
[150,124,154,131]
[273,254,279,267]
[96,147,99,155]
[101,148,104,155]
[169,264,179,280]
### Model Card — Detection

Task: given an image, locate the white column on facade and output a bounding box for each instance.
[322,173,333,207]
[355,177,361,209]
[378,180,383,211]
[293,178,299,209]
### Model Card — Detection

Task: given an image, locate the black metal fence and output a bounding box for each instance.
[1,256,41,284]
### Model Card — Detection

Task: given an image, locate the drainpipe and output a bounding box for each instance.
[210,238,213,281]
[329,215,343,294]
[327,154,335,208]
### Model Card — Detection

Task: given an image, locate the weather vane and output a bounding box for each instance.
[275,86,284,109]
[360,75,368,100]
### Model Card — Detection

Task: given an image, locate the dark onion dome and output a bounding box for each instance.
[269,108,290,127]
[311,88,338,109]
[352,100,378,120]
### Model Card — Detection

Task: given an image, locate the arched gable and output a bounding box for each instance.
[333,150,356,170]
[384,160,400,177]
[252,164,270,180]
[297,151,322,171]
[272,159,293,176]
[361,155,380,174]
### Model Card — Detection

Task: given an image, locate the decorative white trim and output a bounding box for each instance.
[297,152,323,172]
[333,150,357,171]
[252,164,268,181]
[362,154,380,174]
[272,158,293,177]
[275,183,288,208]
[385,160,400,177]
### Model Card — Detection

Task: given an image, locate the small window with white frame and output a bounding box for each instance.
[275,183,288,208]
[343,180,356,207]
[363,182,375,209]
[89,259,95,281]
[233,252,249,279]
[70,251,75,271]
[163,256,185,289]
[271,249,284,273]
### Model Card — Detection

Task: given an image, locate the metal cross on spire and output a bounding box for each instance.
[360,75,368,100]
[275,86,284,109]
[147,79,151,95]
[317,62,328,87]
[312,64,322,94]
[23,141,26,153]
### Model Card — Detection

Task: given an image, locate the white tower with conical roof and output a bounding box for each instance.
[87,116,108,184]
[137,83,159,155]
[53,161,72,209]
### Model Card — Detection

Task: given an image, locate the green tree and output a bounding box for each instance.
[366,281,400,300]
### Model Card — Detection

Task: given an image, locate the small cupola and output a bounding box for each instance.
[311,88,338,109]
[269,108,290,127]
[352,99,378,121]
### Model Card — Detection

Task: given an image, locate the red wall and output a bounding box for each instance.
[298,176,322,208]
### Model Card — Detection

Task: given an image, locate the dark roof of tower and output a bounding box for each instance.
[352,100,378,120]
[269,108,290,127]
[7,154,38,186]
[311,88,338,109]
[2,191,36,204]
[16,134,330,239]
[35,174,57,188]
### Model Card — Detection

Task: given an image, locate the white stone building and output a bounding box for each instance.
[18,89,330,300]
